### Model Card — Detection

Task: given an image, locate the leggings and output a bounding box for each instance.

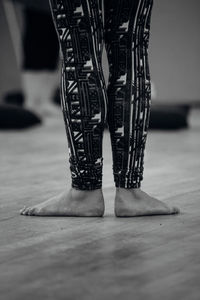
[49,0,153,190]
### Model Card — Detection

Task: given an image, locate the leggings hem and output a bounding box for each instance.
[71,183,102,191]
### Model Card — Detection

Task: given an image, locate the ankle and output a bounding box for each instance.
[71,187,103,194]
[116,187,141,194]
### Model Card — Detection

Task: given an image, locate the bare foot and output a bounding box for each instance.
[115,188,180,217]
[20,188,104,217]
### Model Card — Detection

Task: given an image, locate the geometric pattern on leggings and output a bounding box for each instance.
[49,0,153,190]
[104,0,153,188]
[49,0,108,190]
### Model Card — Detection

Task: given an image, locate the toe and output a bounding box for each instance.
[27,208,32,216]
[28,208,35,216]
[27,207,35,216]
[21,208,28,215]
[24,207,30,215]
[20,206,26,215]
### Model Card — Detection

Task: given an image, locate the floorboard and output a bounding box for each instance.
[0,108,200,300]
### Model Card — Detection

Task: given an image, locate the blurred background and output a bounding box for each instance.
[0,0,200,129]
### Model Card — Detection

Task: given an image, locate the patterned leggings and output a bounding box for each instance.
[49,0,153,190]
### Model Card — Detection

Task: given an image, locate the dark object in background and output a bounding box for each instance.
[149,104,190,130]
[23,8,59,70]
[0,104,41,129]
[4,91,25,107]
[12,0,50,12]
[53,87,61,106]
[3,89,60,107]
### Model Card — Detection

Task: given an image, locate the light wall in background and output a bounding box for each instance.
[0,1,21,100]
[149,0,200,103]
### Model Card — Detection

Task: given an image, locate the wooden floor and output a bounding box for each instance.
[1,108,200,300]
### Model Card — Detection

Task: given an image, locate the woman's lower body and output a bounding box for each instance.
[20,0,180,216]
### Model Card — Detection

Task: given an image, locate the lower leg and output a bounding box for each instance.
[21,0,106,216]
[104,0,180,216]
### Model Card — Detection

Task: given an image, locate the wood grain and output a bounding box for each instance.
[0,108,200,300]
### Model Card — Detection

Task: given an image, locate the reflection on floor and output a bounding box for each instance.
[0,108,200,300]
